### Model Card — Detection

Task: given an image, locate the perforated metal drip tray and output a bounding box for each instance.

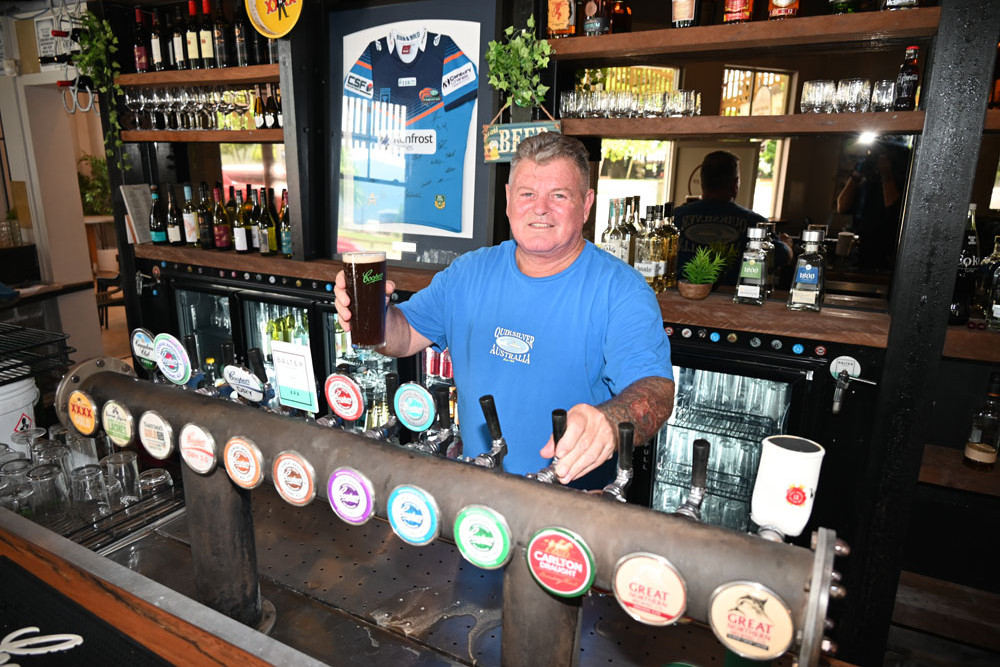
[106,486,792,666]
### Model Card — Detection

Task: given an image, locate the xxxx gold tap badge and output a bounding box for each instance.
[224,436,265,490]
[273,450,316,506]
[179,423,217,475]
[101,400,134,448]
[246,0,301,39]
[526,527,595,598]
[612,553,687,626]
[68,390,98,436]
[139,411,174,459]
[708,581,795,661]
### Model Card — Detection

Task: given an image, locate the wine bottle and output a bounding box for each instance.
[199,0,216,68]
[264,84,280,129]
[267,36,279,65]
[247,186,260,251]
[976,236,1000,324]
[279,189,292,258]
[149,185,168,245]
[197,182,215,250]
[213,0,232,68]
[547,0,577,38]
[233,189,250,254]
[251,17,268,66]
[182,184,199,246]
[963,373,1000,472]
[949,203,980,325]
[166,186,185,246]
[213,183,233,250]
[894,46,920,111]
[172,6,187,70]
[253,85,267,129]
[149,9,166,72]
[672,0,701,28]
[226,185,239,229]
[274,85,283,128]
[989,42,1000,110]
[133,8,149,74]
[259,188,278,256]
[233,3,251,67]
[185,0,202,70]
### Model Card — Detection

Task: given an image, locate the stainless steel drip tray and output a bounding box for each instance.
[106,486,788,666]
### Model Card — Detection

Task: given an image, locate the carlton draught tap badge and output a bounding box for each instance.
[612,553,688,626]
[328,467,376,525]
[708,582,794,661]
[101,400,134,448]
[139,411,174,459]
[454,505,513,570]
[179,423,217,475]
[224,436,265,490]
[387,485,440,546]
[67,390,98,436]
[273,451,316,506]
[526,527,595,598]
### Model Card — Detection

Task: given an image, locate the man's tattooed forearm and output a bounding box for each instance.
[597,377,675,446]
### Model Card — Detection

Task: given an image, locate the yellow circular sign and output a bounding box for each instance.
[247,0,301,39]
[68,390,98,436]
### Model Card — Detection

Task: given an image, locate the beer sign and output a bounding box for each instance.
[454,505,513,570]
[708,581,795,661]
[612,552,688,626]
[273,450,316,506]
[324,374,364,422]
[482,121,561,163]
[101,400,134,448]
[224,436,265,490]
[67,390,98,436]
[387,485,440,546]
[394,383,436,433]
[327,467,376,525]
[526,527,595,598]
[154,333,192,386]
[139,411,174,460]
[130,328,157,371]
[179,423,217,475]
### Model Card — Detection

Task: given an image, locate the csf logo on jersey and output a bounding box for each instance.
[346,73,373,99]
[442,62,475,96]
[419,87,442,104]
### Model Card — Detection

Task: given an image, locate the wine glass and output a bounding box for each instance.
[123,87,144,130]
[229,89,251,130]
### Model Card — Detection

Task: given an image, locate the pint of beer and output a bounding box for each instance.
[343,251,387,349]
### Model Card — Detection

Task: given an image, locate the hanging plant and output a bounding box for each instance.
[74,11,128,171]
[484,14,552,113]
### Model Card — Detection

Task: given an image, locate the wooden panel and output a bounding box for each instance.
[893,571,1000,653]
[985,109,1000,132]
[0,527,272,666]
[942,327,1000,363]
[550,7,940,61]
[121,129,284,143]
[560,112,925,140]
[117,64,280,87]
[919,444,1000,498]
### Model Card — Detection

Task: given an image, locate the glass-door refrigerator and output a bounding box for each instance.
[172,281,240,368]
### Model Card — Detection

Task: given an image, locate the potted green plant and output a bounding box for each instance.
[484,14,552,123]
[77,155,112,215]
[678,246,727,299]
[74,12,127,172]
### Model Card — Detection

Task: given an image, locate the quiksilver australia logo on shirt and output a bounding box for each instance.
[491,327,533,364]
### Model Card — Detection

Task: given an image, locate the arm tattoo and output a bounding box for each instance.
[597,377,675,447]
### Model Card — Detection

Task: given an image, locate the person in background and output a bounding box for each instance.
[837,138,910,271]
[334,132,674,489]
[673,150,792,285]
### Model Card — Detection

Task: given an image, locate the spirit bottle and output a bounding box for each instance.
[658,203,680,290]
[547,0,577,38]
[634,206,661,289]
[599,199,618,256]
[787,229,825,312]
[583,0,612,36]
[894,46,920,111]
[949,203,980,324]
[963,373,1000,472]
[734,227,768,306]
[977,236,1000,327]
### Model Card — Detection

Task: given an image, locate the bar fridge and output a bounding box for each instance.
[172,281,241,368]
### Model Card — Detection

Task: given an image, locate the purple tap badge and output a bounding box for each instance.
[327,467,376,525]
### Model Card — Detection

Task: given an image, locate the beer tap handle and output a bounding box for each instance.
[183,334,201,372]
[474,395,508,469]
[385,372,400,418]
[221,340,237,367]
[434,386,452,430]
[248,348,268,385]
[675,438,710,521]
[602,422,635,502]
[552,408,567,444]
[527,409,567,483]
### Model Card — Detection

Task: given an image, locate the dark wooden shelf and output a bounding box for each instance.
[550,7,940,62]
[893,570,1000,653]
[942,327,1000,363]
[919,444,1000,498]
[116,64,279,87]
[985,109,1000,132]
[561,111,924,139]
[121,129,284,143]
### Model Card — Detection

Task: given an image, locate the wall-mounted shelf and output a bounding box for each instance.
[942,327,1000,364]
[116,64,279,88]
[919,443,1000,498]
[121,129,284,143]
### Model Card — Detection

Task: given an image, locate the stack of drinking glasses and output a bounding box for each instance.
[559,89,701,119]
[800,78,898,113]
[124,86,254,131]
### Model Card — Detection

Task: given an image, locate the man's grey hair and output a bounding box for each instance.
[509,132,590,192]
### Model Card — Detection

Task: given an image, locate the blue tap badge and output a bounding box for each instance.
[387,484,440,546]
[394,383,436,433]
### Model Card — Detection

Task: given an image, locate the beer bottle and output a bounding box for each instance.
[233,190,251,254]
[657,203,680,289]
[149,184,168,245]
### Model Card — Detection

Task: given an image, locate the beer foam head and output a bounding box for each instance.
[343,251,385,264]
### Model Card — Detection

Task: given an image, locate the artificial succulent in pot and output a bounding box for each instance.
[678,246,727,299]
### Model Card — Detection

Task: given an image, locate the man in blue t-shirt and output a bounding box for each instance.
[674,151,791,285]
[334,133,674,488]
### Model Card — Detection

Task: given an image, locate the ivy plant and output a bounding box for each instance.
[485,14,552,112]
[74,11,128,171]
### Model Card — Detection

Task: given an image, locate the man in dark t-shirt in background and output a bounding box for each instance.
[673,151,791,285]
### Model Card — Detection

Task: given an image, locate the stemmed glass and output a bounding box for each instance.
[229,89,251,130]
[123,88,144,130]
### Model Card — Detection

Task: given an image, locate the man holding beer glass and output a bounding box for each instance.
[335,133,674,487]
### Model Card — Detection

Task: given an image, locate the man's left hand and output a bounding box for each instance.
[539,403,616,484]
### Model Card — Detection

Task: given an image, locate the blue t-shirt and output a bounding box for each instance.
[398,240,673,480]
[342,29,478,233]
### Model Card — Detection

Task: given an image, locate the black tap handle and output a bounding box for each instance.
[691,439,710,490]
[617,422,634,471]
[221,340,236,367]
[247,348,268,384]
[385,373,400,417]
[434,386,452,429]
[552,409,567,444]
[183,334,200,372]
[480,395,503,441]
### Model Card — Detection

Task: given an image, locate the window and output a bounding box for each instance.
[219,143,286,198]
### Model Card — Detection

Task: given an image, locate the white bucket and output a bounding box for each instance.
[0,377,40,443]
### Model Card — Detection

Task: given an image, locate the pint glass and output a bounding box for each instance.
[343,251,387,349]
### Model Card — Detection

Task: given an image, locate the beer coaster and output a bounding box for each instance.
[130,328,157,371]
[394,383,436,433]
[324,374,365,422]
[387,485,440,546]
[224,436,265,490]
[178,423,217,475]
[526,527,595,598]
[154,333,192,386]
[273,450,317,507]
[327,467,376,525]
[707,581,794,661]
[612,552,687,626]
[223,364,265,403]
[454,505,513,570]
[139,410,174,460]
[101,400,134,448]
[67,390,98,436]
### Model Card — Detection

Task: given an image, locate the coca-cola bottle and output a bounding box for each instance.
[894,46,920,111]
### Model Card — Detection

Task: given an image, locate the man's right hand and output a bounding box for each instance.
[333,270,396,332]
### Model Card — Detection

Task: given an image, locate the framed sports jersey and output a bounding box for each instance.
[329,1,497,267]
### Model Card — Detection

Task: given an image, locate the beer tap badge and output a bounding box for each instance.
[387,485,440,546]
[324,374,365,422]
[526,527,596,598]
[224,436,265,490]
[223,365,265,403]
[130,328,157,371]
[138,411,174,459]
[178,423,217,475]
[327,467,376,525]
[153,333,192,386]
[394,383,436,433]
[273,450,317,506]
[612,552,688,626]
[67,390,98,436]
[454,505,513,570]
[707,581,794,661]
[101,400,134,448]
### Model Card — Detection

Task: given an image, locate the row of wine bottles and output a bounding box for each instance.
[148,182,292,258]
[132,0,277,74]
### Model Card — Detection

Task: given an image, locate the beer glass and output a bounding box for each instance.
[750,435,825,538]
[101,451,140,507]
[70,464,111,522]
[870,79,896,112]
[10,427,46,458]
[0,481,33,515]
[0,458,33,488]
[27,463,71,526]
[139,468,174,500]
[343,251,387,349]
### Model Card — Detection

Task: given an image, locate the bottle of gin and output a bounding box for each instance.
[735,227,768,306]
[787,229,825,312]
